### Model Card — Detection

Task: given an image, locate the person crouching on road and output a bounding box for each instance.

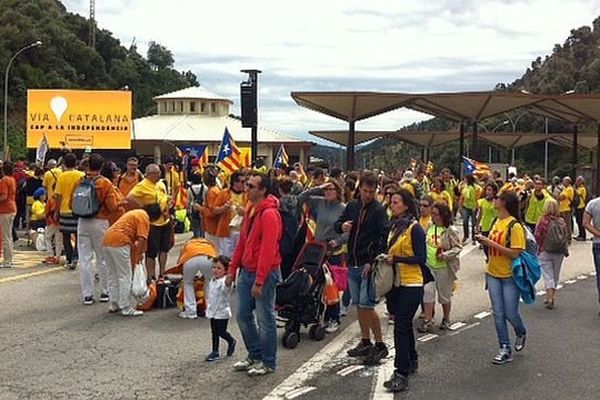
[226,172,282,377]
[169,237,218,319]
[205,256,237,362]
[102,204,162,316]
[383,189,429,393]
[475,191,527,365]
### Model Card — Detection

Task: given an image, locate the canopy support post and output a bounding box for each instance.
[347,120,355,171]
[458,122,465,178]
[573,124,578,178]
[471,121,478,161]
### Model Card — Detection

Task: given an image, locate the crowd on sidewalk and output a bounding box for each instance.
[2,149,600,392]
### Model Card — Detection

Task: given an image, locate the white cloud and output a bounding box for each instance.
[63,0,598,144]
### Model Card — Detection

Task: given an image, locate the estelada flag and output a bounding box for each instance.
[216,128,242,173]
[462,156,491,177]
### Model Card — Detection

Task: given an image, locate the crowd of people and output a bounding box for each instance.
[1,150,600,392]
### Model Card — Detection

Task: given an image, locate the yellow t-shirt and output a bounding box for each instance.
[559,186,574,213]
[128,178,170,226]
[388,223,424,287]
[42,168,62,199]
[419,214,432,230]
[429,190,453,211]
[576,186,587,209]
[165,169,181,197]
[31,200,46,221]
[55,169,85,214]
[487,216,525,278]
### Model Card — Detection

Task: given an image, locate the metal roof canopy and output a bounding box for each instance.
[312,129,599,150]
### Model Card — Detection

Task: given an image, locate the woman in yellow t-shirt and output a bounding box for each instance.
[475,191,527,365]
[428,178,453,211]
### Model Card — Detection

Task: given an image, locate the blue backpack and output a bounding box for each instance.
[72,176,101,218]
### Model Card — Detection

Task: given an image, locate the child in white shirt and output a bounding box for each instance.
[205,256,236,361]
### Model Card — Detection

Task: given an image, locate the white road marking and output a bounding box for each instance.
[448,322,480,337]
[0,266,64,284]
[564,279,577,285]
[474,311,491,319]
[577,275,588,280]
[557,284,564,289]
[337,365,364,377]
[449,322,466,331]
[590,271,597,276]
[417,333,439,342]
[284,387,317,399]
[262,320,359,400]
[371,350,395,400]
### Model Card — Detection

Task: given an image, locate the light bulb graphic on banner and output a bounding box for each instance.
[50,96,68,122]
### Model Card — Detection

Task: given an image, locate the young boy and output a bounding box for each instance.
[29,187,46,247]
[205,256,236,361]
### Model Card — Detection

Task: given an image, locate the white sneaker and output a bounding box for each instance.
[325,321,340,333]
[179,311,197,319]
[121,308,143,317]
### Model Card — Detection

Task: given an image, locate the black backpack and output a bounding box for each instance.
[276,269,312,306]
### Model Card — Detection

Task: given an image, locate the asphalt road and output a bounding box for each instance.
[0,234,598,400]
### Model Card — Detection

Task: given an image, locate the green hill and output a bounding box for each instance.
[0,0,198,157]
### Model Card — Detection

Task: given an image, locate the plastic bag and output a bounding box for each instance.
[35,229,47,251]
[131,263,149,302]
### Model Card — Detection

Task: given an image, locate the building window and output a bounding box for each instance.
[179,101,184,112]
[211,103,216,113]
[200,102,206,112]
[190,101,196,112]
[171,102,175,112]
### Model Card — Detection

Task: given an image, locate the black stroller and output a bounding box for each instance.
[276,241,328,349]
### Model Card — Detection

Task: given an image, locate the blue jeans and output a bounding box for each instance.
[462,207,476,241]
[235,268,281,369]
[348,265,377,309]
[486,274,526,347]
[592,244,600,304]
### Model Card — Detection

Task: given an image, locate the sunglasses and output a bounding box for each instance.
[419,203,431,207]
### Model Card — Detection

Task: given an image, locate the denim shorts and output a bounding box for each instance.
[347,264,377,309]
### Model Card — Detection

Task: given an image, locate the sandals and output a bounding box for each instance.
[545,300,554,310]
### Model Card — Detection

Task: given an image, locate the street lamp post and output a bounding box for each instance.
[478,120,509,163]
[3,40,42,160]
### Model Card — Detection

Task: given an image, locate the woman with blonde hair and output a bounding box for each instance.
[534,199,569,309]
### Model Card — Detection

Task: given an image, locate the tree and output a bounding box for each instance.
[147,41,174,70]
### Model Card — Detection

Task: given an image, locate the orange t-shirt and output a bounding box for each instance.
[164,238,218,275]
[103,209,150,248]
[0,175,17,214]
[45,197,60,226]
[109,187,125,226]
[117,172,142,197]
[91,175,120,221]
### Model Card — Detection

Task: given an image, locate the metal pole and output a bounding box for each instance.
[488,146,492,163]
[471,121,478,161]
[573,124,578,178]
[458,122,464,178]
[544,117,549,181]
[241,69,261,165]
[347,120,355,171]
[3,41,42,160]
[511,148,515,166]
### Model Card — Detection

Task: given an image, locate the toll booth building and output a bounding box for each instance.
[133,87,312,165]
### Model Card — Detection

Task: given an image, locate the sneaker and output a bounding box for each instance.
[492,346,513,365]
[65,262,76,270]
[247,362,274,377]
[325,321,340,334]
[439,319,451,330]
[108,302,120,313]
[340,304,349,317]
[205,351,220,362]
[417,319,434,333]
[227,339,237,357]
[347,341,373,357]
[383,372,408,392]
[83,296,95,305]
[234,357,258,371]
[99,292,110,303]
[515,334,526,352]
[179,311,197,319]
[363,343,389,365]
[121,307,144,317]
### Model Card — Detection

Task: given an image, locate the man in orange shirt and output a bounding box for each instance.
[77,154,121,305]
[0,161,17,268]
[116,156,143,197]
[103,204,162,317]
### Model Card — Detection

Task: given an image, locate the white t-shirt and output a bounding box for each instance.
[585,197,600,243]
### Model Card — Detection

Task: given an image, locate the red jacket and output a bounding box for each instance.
[230,194,282,285]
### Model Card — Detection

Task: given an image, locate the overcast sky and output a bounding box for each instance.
[63,0,599,145]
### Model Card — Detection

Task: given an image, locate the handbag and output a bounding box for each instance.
[329,264,348,292]
[372,254,394,299]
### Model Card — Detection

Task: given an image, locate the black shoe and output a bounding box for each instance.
[362,343,389,365]
[99,292,110,303]
[347,341,373,357]
[383,372,408,392]
[83,296,95,305]
[227,339,237,357]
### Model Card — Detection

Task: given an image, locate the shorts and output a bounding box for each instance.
[30,220,46,230]
[147,222,174,258]
[348,264,377,309]
[422,267,454,304]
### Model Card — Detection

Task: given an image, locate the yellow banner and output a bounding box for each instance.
[27,89,132,149]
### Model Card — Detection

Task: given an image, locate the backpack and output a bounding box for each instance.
[276,269,312,306]
[544,218,569,254]
[72,176,102,218]
[507,219,537,256]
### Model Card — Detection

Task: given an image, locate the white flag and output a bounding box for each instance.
[36,134,49,165]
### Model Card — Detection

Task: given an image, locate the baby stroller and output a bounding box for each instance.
[276,241,328,349]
